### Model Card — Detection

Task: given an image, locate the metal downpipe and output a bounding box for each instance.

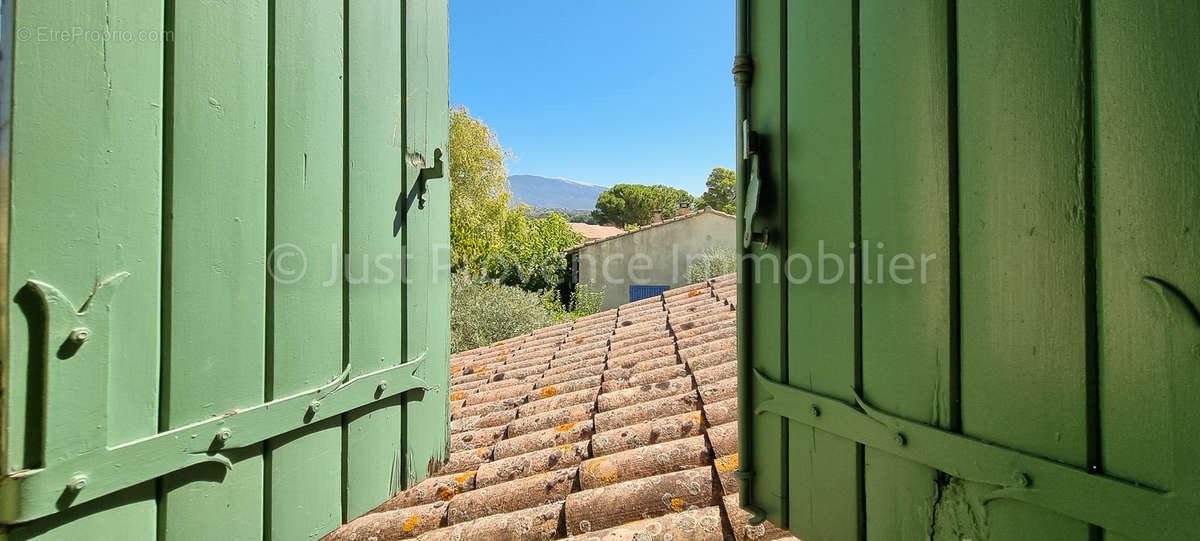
[732,0,767,526]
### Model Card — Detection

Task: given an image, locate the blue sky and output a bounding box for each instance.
[450,0,735,196]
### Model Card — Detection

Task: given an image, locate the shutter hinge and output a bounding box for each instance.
[751,369,1193,541]
[0,276,436,525]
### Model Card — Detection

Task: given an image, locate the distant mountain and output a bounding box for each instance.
[508,175,608,212]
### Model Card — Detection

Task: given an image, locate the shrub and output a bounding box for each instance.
[450,274,607,353]
[450,273,561,353]
[686,246,737,283]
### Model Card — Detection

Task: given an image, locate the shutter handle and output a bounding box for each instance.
[742,121,768,249]
[417,148,444,209]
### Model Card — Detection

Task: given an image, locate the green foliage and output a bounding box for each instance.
[529,207,596,224]
[699,167,736,214]
[487,210,583,291]
[449,106,512,270]
[450,274,604,353]
[687,246,737,283]
[560,282,605,319]
[450,273,559,353]
[591,184,698,227]
[448,107,584,290]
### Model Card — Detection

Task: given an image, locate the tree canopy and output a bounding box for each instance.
[698,167,736,214]
[591,184,697,227]
[448,106,583,290]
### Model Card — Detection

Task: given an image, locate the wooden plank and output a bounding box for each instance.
[344,0,408,519]
[4,0,163,537]
[402,0,451,487]
[265,1,345,538]
[783,1,861,538]
[859,1,954,539]
[1093,2,1200,540]
[159,1,269,538]
[957,1,1092,539]
[746,0,789,527]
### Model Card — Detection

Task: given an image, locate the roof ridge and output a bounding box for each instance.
[564,208,736,253]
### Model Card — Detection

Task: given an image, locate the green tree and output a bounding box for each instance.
[699,167,736,214]
[448,106,512,270]
[488,210,583,291]
[448,106,583,290]
[591,184,697,227]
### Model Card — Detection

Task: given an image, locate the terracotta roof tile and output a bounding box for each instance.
[601,357,680,389]
[694,360,737,386]
[724,493,797,541]
[414,502,562,541]
[445,467,577,525]
[450,425,508,452]
[475,441,591,488]
[463,382,534,406]
[698,377,737,404]
[373,471,476,511]
[581,506,724,540]
[506,402,596,438]
[451,395,525,420]
[605,346,678,369]
[685,348,738,372]
[517,386,599,417]
[701,397,738,427]
[591,411,706,457]
[325,502,448,539]
[596,376,694,412]
[706,421,739,457]
[661,280,712,298]
[676,325,737,350]
[678,336,737,362]
[435,447,492,476]
[593,390,702,433]
[715,454,740,496]
[529,374,602,398]
[539,362,605,386]
[326,274,793,540]
[578,435,712,490]
[493,420,596,460]
[448,408,516,434]
[600,362,688,393]
[549,346,607,367]
[563,466,715,535]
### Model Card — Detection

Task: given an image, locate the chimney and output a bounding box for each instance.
[652,210,663,223]
[678,201,691,215]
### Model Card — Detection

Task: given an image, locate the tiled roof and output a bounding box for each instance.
[324,274,796,541]
[568,222,626,241]
[564,209,735,253]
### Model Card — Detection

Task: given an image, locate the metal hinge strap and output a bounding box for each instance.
[751,369,1192,541]
[0,277,436,525]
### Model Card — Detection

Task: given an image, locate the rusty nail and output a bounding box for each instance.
[1013,472,1031,488]
[68,327,90,345]
[66,474,88,492]
[308,401,320,414]
[894,433,907,447]
[809,405,821,418]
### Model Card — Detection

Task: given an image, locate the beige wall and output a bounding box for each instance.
[574,212,735,310]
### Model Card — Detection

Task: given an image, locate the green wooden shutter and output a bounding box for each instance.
[737,1,1200,540]
[0,1,450,539]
